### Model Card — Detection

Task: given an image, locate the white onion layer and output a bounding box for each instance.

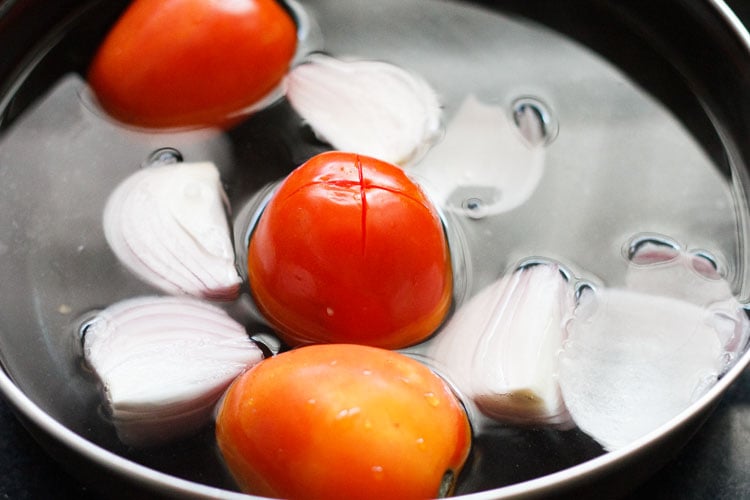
[103,162,241,300]
[83,295,264,446]
[285,54,441,166]
[559,244,749,451]
[427,263,573,428]
[559,289,726,451]
[410,94,545,217]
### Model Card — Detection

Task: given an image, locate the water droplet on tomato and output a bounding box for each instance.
[424,392,440,407]
[371,465,384,479]
[625,234,680,264]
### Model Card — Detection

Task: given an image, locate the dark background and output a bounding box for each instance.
[2,1,750,499]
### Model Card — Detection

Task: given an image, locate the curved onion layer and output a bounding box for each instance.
[427,263,573,428]
[83,296,264,447]
[285,54,441,166]
[559,244,749,451]
[103,162,241,300]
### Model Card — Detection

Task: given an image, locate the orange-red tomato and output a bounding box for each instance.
[215,344,472,499]
[88,0,297,128]
[247,151,453,349]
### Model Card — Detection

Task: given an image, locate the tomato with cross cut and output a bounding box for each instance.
[247,151,453,349]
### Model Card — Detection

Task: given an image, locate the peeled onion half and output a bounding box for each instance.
[103,162,241,300]
[427,263,574,428]
[285,54,441,165]
[83,296,264,446]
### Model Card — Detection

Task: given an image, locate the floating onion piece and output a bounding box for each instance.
[558,288,729,451]
[410,94,545,217]
[624,241,749,358]
[83,296,264,447]
[427,263,573,428]
[285,53,441,165]
[104,162,241,300]
[558,242,749,451]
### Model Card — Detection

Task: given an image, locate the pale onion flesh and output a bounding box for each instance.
[103,162,242,300]
[427,263,574,428]
[285,53,441,166]
[83,295,264,447]
[558,244,749,451]
[410,94,545,217]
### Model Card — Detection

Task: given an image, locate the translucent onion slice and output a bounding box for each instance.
[410,94,546,217]
[558,288,727,451]
[83,296,264,447]
[559,242,749,451]
[103,162,241,300]
[427,263,573,428]
[624,241,749,359]
[285,53,441,165]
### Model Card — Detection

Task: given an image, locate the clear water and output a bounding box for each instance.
[0,0,747,495]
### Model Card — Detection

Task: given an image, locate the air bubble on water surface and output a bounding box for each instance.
[625,234,681,264]
[511,97,558,147]
[515,257,573,282]
[689,249,723,279]
[446,186,501,220]
[461,197,486,219]
[574,282,597,304]
[142,147,183,168]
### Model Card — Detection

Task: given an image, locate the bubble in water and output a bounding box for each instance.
[689,250,722,279]
[512,97,557,146]
[461,197,486,219]
[625,234,680,264]
[143,147,184,168]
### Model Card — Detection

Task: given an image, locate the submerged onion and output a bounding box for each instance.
[103,161,241,300]
[285,53,441,165]
[427,263,573,428]
[558,243,749,451]
[82,296,264,447]
[410,94,546,217]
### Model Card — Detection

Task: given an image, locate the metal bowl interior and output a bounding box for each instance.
[1,0,750,498]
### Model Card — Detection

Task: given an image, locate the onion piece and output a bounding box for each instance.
[103,162,241,300]
[285,53,441,166]
[559,241,749,451]
[427,263,573,428]
[624,241,749,359]
[410,94,545,217]
[558,288,727,451]
[83,295,264,447]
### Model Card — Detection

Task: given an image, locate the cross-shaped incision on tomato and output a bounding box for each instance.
[247,151,453,349]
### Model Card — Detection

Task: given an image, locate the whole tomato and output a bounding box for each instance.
[247,151,453,349]
[88,0,297,128]
[215,344,472,499]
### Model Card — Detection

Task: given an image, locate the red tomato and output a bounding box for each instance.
[247,151,453,349]
[88,0,297,128]
[215,344,472,499]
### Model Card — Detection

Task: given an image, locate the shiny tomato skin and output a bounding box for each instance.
[88,0,297,129]
[247,151,453,349]
[215,344,472,499]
